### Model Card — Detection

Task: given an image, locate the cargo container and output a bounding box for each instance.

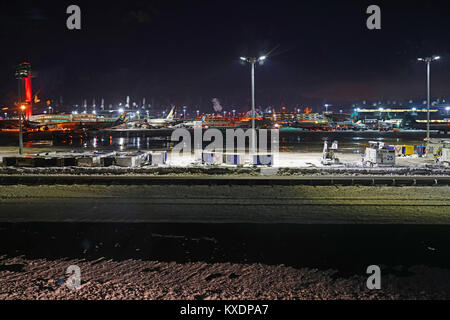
[202,151,223,165]
[251,153,274,166]
[223,153,245,166]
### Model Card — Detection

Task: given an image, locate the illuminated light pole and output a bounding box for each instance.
[418,55,440,143]
[19,105,26,155]
[240,55,267,153]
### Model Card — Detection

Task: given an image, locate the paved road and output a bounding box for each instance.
[0,184,449,223]
[0,174,450,186]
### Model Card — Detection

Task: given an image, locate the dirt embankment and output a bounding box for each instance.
[1,256,449,300]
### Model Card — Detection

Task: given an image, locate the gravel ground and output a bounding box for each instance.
[1,164,449,177]
[1,256,449,300]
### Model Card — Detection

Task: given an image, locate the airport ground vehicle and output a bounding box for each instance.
[363,141,396,166]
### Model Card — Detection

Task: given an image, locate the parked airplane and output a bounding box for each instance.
[146,106,176,128]
[52,112,128,131]
[175,114,206,128]
[0,118,46,131]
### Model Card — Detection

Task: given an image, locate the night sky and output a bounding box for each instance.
[1,0,450,112]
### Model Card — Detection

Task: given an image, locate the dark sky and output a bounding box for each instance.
[1,0,450,112]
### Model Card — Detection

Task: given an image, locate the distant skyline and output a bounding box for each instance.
[2,0,450,112]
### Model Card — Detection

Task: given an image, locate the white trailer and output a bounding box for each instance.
[363,141,395,166]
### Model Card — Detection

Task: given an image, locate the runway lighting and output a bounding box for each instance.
[417,55,441,142]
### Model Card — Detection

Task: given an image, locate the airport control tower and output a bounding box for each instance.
[14,62,33,119]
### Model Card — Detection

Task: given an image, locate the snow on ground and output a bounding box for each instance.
[1,150,448,177]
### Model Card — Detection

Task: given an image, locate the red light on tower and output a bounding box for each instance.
[24,77,32,118]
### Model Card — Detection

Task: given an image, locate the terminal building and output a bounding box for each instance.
[353,105,450,131]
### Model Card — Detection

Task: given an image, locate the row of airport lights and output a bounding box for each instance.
[239,54,442,151]
[15,54,441,155]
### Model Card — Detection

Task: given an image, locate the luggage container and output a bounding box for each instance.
[77,155,102,167]
[56,157,78,167]
[34,157,58,167]
[394,145,414,156]
[101,157,115,167]
[16,157,36,167]
[77,150,116,167]
[148,151,168,166]
[416,145,426,157]
[2,157,18,166]
[251,153,274,166]
[402,145,415,156]
[114,152,145,167]
[222,153,245,166]
[202,151,223,165]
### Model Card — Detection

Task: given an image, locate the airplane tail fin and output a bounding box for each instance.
[115,112,128,124]
[166,106,176,120]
